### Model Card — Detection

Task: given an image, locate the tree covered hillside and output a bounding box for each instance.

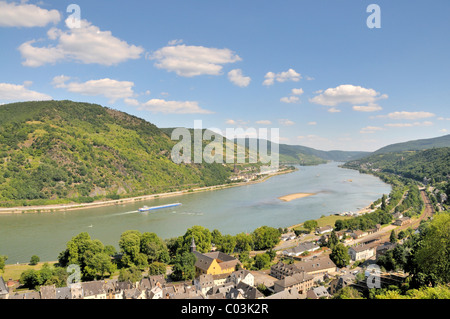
[0,100,233,207]
[344,147,450,183]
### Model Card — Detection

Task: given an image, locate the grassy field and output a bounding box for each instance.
[0,262,57,281]
[290,214,352,231]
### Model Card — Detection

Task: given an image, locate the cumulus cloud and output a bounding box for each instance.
[291,88,304,96]
[256,120,272,125]
[378,111,435,120]
[310,84,387,106]
[0,82,52,101]
[327,107,341,113]
[278,119,295,126]
[353,103,383,112]
[0,1,60,27]
[228,69,251,87]
[52,76,135,103]
[150,44,241,77]
[19,18,144,67]
[360,126,384,134]
[263,69,301,86]
[280,96,300,104]
[384,121,433,128]
[140,99,214,114]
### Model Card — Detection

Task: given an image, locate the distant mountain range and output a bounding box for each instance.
[372,134,450,155]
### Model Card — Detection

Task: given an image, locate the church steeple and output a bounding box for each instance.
[190,237,196,252]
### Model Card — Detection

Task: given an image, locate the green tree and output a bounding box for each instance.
[118,265,142,283]
[148,262,167,276]
[140,232,170,264]
[171,252,197,281]
[0,255,8,272]
[390,230,397,243]
[333,286,365,299]
[84,252,117,279]
[19,269,41,290]
[29,255,40,266]
[330,243,350,268]
[179,226,212,254]
[253,253,271,270]
[252,226,280,250]
[119,230,142,267]
[411,212,450,286]
[303,220,318,233]
[235,233,254,252]
[219,235,237,254]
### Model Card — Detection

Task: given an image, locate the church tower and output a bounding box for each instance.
[190,237,196,252]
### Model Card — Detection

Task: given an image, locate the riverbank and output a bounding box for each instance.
[0,167,297,215]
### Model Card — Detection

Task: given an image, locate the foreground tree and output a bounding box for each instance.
[0,255,8,272]
[171,252,197,281]
[334,287,365,299]
[330,243,350,268]
[410,212,450,286]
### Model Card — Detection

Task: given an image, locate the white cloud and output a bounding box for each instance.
[308,121,317,125]
[378,111,435,120]
[278,119,295,126]
[228,69,251,87]
[263,69,301,86]
[437,117,450,121]
[225,119,236,125]
[150,44,241,77]
[168,39,183,46]
[310,84,387,106]
[256,120,272,125]
[328,107,341,113]
[280,96,300,104]
[52,76,135,103]
[291,88,304,96]
[440,129,448,133]
[0,82,52,101]
[124,98,140,106]
[0,1,60,27]
[353,104,383,112]
[19,18,144,67]
[360,126,384,134]
[384,121,433,128]
[140,99,213,114]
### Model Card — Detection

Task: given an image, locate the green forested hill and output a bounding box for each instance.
[0,100,233,207]
[373,134,450,154]
[344,147,450,183]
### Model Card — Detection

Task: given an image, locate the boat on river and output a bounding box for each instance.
[138,203,182,212]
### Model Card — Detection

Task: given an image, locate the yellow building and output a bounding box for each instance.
[190,238,241,276]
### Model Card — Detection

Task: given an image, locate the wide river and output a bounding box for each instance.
[0,162,391,264]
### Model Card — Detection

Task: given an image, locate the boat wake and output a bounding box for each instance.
[111,210,139,216]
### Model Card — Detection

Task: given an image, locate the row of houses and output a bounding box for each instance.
[0,269,265,300]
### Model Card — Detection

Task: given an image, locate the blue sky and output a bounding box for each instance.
[0,0,449,151]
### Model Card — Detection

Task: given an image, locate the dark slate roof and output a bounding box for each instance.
[55,287,71,299]
[236,282,263,299]
[40,285,56,299]
[81,281,106,297]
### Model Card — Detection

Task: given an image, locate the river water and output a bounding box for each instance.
[0,162,391,264]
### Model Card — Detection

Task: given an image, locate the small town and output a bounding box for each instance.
[0,189,433,300]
